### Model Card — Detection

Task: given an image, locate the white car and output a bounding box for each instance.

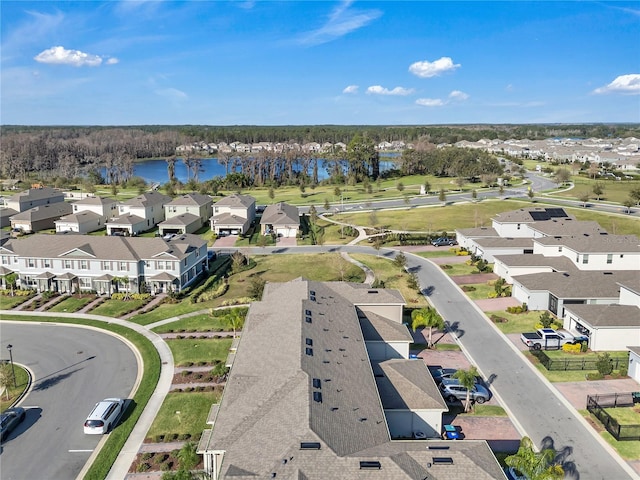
[84,398,125,434]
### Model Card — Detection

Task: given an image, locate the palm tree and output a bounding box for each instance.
[452,366,479,412]
[411,307,445,348]
[166,156,177,183]
[506,436,564,480]
[219,309,245,338]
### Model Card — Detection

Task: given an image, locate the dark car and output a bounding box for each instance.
[1,407,26,441]
[431,237,458,247]
[431,368,458,384]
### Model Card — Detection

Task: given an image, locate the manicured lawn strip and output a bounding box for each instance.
[0,314,161,480]
[412,249,465,258]
[349,254,429,306]
[487,310,548,334]
[544,350,628,362]
[432,343,461,351]
[568,207,640,235]
[336,199,533,232]
[151,314,228,333]
[0,295,34,309]
[580,410,640,460]
[47,295,95,313]
[0,366,30,412]
[90,298,149,317]
[604,407,640,425]
[531,360,597,382]
[466,405,508,417]
[167,338,232,366]
[146,391,221,440]
[130,299,213,326]
[437,262,482,276]
[550,178,640,204]
[458,283,494,300]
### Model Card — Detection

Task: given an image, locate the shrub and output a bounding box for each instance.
[580,341,589,353]
[562,343,581,353]
[490,314,507,323]
[141,452,153,461]
[506,305,526,314]
[136,463,151,473]
[461,285,476,292]
[596,352,614,376]
[586,372,604,381]
[440,264,453,270]
[619,363,628,377]
[539,312,554,329]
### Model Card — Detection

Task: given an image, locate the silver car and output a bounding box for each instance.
[439,378,490,404]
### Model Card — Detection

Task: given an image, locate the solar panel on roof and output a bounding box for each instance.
[546,208,568,218]
[530,211,550,221]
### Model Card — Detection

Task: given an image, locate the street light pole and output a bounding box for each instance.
[6,344,16,387]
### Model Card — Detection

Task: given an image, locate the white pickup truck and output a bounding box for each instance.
[520,328,582,350]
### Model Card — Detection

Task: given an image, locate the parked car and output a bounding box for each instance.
[84,398,125,434]
[1,407,26,441]
[431,368,458,384]
[504,466,529,480]
[439,378,490,404]
[207,250,217,261]
[520,328,578,350]
[431,237,458,247]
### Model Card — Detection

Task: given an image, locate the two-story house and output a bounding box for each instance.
[5,187,65,212]
[158,193,213,236]
[10,202,73,233]
[0,233,207,295]
[55,196,118,234]
[210,194,256,236]
[106,192,171,236]
[197,279,504,480]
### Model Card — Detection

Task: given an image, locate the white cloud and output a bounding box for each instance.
[298,1,382,46]
[366,85,414,96]
[593,74,640,95]
[106,57,119,65]
[409,56,460,78]
[449,90,469,101]
[34,46,103,67]
[416,98,445,107]
[343,85,359,94]
[155,87,188,100]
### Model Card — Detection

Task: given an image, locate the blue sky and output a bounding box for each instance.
[1,1,639,126]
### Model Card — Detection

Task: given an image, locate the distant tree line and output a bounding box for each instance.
[1,123,638,182]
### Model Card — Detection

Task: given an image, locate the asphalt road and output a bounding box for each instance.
[0,322,137,480]
[233,244,636,480]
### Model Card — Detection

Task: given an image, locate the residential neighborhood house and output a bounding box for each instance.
[209,194,256,236]
[260,201,300,238]
[158,193,213,236]
[106,192,171,236]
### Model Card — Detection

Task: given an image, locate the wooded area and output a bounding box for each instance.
[1,124,637,187]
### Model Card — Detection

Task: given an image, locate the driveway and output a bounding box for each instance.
[213,235,238,247]
[555,378,640,410]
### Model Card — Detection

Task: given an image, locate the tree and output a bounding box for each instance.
[528,188,535,201]
[219,308,246,337]
[248,276,267,300]
[553,167,571,186]
[472,189,478,201]
[393,252,407,269]
[323,198,330,211]
[505,436,564,480]
[411,307,445,348]
[334,186,342,198]
[231,251,246,273]
[623,197,634,214]
[0,363,15,399]
[438,188,446,204]
[452,366,479,412]
[579,191,590,207]
[539,312,553,329]
[592,182,605,201]
[630,186,640,206]
[113,276,131,299]
[4,272,17,296]
[423,179,431,194]
[455,176,466,191]
[268,186,275,202]
[596,352,614,376]
[396,181,405,192]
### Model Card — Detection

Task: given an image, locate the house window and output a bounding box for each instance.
[43,259,51,268]
[80,260,89,270]
[606,254,613,264]
[119,262,127,271]
[582,254,589,264]
[558,247,562,252]
[157,261,165,270]
[64,260,72,269]
[1,256,7,265]
[79,277,92,288]
[27,259,35,268]
[145,261,151,268]
[102,261,110,270]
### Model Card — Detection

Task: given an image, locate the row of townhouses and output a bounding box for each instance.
[176,139,410,154]
[197,278,507,480]
[1,188,301,239]
[456,207,640,382]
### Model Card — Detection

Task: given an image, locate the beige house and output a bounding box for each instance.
[6,187,65,212]
[210,194,256,235]
[10,203,73,233]
[159,193,213,235]
[260,202,300,238]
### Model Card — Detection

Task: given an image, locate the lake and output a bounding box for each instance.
[123,154,400,185]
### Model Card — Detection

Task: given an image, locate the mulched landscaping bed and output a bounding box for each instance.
[172,371,225,384]
[129,451,204,474]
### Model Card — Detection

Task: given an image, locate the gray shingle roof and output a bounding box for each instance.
[493,207,572,223]
[107,214,145,226]
[260,202,300,226]
[211,212,247,226]
[493,254,575,271]
[376,359,447,410]
[456,227,498,237]
[618,278,640,296]
[121,191,171,207]
[159,213,200,226]
[8,187,64,203]
[1,233,204,261]
[11,202,73,222]
[359,311,413,342]
[72,196,116,207]
[202,278,504,479]
[214,194,255,208]
[565,304,640,328]
[473,237,534,248]
[56,211,102,223]
[166,193,212,206]
[535,234,640,253]
[512,270,638,298]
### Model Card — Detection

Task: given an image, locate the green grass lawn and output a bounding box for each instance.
[167,338,233,366]
[151,313,229,333]
[435,262,481,276]
[579,410,640,460]
[412,248,467,258]
[146,391,221,441]
[89,298,149,317]
[459,283,495,300]
[47,295,96,313]
[349,254,429,307]
[487,310,550,334]
[604,407,640,425]
[0,366,30,412]
[0,294,34,309]
[568,207,640,235]
[550,177,640,204]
